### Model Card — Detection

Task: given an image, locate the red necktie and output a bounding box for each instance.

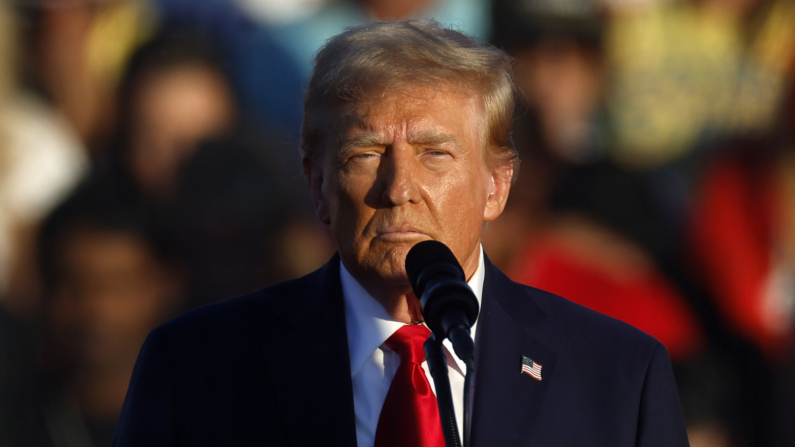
[374,324,445,447]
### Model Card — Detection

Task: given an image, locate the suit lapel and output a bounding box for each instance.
[471,259,557,446]
[264,255,358,446]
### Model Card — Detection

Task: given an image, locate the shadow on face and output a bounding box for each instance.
[306,85,513,305]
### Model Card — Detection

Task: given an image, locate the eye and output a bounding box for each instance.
[347,151,382,163]
[423,148,451,158]
[354,152,378,159]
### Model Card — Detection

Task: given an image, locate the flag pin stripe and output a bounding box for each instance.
[521,355,542,381]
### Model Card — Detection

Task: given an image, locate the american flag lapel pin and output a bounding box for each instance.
[521,355,542,381]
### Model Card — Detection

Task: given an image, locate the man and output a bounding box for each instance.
[113,20,689,446]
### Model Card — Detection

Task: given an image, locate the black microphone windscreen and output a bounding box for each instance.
[405,240,464,292]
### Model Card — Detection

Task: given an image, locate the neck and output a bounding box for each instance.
[356,278,423,324]
[352,243,481,324]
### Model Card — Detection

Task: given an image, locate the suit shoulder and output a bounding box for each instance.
[517,281,662,352]
[156,267,325,338]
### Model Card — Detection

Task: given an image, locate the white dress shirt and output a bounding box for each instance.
[341,247,485,447]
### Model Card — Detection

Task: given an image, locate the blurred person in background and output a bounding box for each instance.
[7,174,185,447]
[171,135,335,309]
[109,30,237,203]
[108,29,332,306]
[23,0,305,156]
[602,0,795,444]
[0,0,89,318]
[690,81,795,447]
[22,0,156,156]
[484,0,608,268]
[488,1,741,445]
[689,16,795,366]
[151,0,306,143]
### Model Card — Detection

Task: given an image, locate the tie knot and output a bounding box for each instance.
[385,324,431,365]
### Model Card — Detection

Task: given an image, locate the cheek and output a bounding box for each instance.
[326,172,376,244]
[328,172,366,219]
[431,170,489,229]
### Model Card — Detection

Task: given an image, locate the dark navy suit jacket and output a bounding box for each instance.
[113,254,690,446]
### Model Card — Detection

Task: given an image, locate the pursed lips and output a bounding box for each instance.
[374,225,429,241]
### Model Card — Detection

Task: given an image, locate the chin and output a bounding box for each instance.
[378,268,410,286]
[366,246,412,283]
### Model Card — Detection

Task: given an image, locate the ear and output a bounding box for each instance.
[302,156,331,224]
[483,162,513,222]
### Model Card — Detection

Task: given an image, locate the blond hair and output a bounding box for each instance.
[301,20,518,172]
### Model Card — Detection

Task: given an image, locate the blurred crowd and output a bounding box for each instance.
[0,0,793,445]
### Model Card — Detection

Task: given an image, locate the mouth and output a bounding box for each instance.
[374,226,430,242]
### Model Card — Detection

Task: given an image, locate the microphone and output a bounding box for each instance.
[405,240,479,362]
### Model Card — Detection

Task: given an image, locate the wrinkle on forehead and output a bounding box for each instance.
[338,85,486,155]
[338,130,464,159]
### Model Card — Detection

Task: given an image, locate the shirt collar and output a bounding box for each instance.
[342,246,485,376]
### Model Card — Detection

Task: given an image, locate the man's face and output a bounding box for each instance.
[129,65,235,200]
[50,228,182,370]
[305,85,512,292]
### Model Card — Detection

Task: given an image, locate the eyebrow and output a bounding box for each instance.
[339,130,462,155]
[408,130,462,150]
[339,134,388,155]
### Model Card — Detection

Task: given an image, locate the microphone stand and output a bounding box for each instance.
[425,334,466,447]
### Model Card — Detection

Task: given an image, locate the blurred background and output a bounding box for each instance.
[0,0,793,445]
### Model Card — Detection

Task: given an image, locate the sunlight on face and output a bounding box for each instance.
[313,85,510,290]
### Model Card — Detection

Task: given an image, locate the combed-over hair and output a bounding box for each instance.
[301,20,518,172]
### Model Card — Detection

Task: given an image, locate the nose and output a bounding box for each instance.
[380,146,420,207]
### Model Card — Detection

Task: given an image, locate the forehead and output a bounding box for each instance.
[339,84,486,145]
